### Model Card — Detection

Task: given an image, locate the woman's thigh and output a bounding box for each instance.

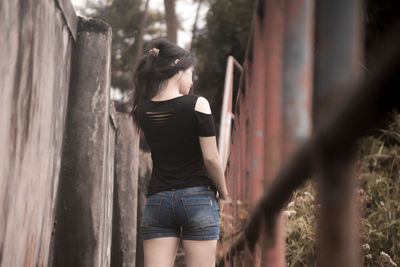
[182,239,218,267]
[143,237,180,267]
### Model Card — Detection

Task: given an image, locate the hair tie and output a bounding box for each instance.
[149,47,160,57]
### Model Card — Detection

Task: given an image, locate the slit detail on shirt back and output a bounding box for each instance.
[145,109,174,125]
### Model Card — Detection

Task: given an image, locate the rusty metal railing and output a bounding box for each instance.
[216,0,400,265]
[218,56,243,173]
[217,29,400,266]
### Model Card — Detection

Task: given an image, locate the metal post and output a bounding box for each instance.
[219,56,234,172]
[247,11,267,266]
[282,0,314,158]
[313,0,364,124]
[281,1,315,266]
[314,0,363,266]
[218,55,243,266]
[260,0,285,266]
[219,56,243,172]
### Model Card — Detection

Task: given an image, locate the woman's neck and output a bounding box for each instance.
[152,80,181,100]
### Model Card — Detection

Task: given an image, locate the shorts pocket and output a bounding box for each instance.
[140,197,163,227]
[181,195,217,229]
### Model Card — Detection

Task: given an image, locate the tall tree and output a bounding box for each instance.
[164,0,178,43]
[134,0,151,71]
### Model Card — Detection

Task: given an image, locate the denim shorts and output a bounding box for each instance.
[140,185,220,240]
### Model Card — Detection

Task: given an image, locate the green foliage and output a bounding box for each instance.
[358,111,400,266]
[285,180,317,266]
[81,0,255,114]
[81,0,165,94]
[285,111,400,266]
[191,0,254,117]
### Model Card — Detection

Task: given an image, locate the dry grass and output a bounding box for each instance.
[285,111,400,266]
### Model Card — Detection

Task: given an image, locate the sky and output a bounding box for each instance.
[70,0,208,48]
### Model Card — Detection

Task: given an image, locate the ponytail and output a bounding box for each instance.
[130,38,195,133]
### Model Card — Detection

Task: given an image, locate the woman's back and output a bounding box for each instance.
[135,94,217,196]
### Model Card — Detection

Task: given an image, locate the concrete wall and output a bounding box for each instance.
[50,16,113,267]
[135,149,153,267]
[0,0,77,266]
[0,1,142,265]
[110,103,140,267]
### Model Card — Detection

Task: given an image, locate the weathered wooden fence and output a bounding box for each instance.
[0,1,139,266]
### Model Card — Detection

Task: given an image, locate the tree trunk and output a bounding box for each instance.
[164,0,178,44]
[127,0,150,114]
[132,0,150,72]
[190,0,204,51]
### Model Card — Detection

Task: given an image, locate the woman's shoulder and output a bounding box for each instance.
[193,95,212,114]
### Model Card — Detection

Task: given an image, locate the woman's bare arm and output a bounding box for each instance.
[195,97,229,199]
[199,137,229,198]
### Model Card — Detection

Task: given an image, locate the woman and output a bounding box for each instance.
[130,38,230,267]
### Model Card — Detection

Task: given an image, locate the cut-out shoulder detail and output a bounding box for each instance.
[194,96,212,114]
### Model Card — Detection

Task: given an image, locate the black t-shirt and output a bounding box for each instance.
[134,94,217,196]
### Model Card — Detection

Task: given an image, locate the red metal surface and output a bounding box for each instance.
[259,0,285,265]
[246,12,266,266]
[218,0,314,266]
[217,4,400,264]
[218,0,288,265]
[282,0,314,158]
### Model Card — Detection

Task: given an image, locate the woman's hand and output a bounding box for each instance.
[216,193,232,218]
